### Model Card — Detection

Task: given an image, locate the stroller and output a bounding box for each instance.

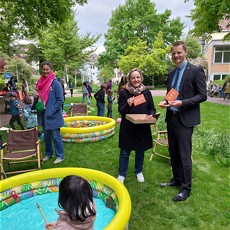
[210,84,220,97]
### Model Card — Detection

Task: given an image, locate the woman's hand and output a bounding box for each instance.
[127,96,134,106]
[146,114,153,119]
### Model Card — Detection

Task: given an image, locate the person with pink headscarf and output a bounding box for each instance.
[34,61,64,164]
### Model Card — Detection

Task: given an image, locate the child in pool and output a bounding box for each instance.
[46,175,96,230]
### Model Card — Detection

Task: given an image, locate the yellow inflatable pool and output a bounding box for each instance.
[0,168,131,230]
[61,116,116,142]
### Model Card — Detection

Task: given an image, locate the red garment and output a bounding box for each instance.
[36,72,55,106]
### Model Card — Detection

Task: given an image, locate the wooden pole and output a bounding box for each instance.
[36,203,52,230]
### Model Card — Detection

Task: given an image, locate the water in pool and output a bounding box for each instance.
[0,192,115,230]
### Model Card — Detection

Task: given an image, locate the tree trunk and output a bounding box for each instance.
[152,75,155,89]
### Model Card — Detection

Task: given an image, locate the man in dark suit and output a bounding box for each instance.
[159,41,207,202]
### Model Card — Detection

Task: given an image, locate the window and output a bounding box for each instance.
[213,74,228,80]
[214,45,230,63]
[214,75,221,80]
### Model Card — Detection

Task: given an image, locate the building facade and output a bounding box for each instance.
[204,20,230,81]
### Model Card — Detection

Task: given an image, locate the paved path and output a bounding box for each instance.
[0,90,229,127]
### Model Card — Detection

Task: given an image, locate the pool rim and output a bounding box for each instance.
[61,116,116,134]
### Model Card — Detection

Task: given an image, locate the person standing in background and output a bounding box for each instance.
[35,61,64,164]
[81,82,91,105]
[106,79,112,94]
[107,89,115,118]
[21,78,29,98]
[94,83,106,116]
[159,41,207,202]
[8,77,17,90]
[86,81,93,99]
[69,82,74,97]
[117,75,127,99]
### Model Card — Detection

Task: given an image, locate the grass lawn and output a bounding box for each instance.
[1,93,229,230]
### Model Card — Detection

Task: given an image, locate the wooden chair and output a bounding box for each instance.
[0,127,43,179]
[150,112,170,160]
[70,103,88,116]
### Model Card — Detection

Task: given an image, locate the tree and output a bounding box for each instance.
[185,0,230,40]
[99,65,114,83]
[100,0,184,69]
[118,32,170,87]
[0,0,88,53]
[185,35,203,59]
[39,13,100,82]
[4,58,33,82]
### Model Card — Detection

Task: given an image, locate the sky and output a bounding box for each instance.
[74,0,195,53]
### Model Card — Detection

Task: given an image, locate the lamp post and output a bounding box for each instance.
[13,49,19,82]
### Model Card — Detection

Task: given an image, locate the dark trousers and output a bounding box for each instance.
[70,89,73,97]
[167,111,193,191]
[9,115,25,130]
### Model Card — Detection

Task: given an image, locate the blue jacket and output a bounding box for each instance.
[38,78,64,130]
[10,99,21,116]
[23,104,38,129]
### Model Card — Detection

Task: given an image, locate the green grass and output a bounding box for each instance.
[1,95,230,230]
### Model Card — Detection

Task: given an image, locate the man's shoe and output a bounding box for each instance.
[43,156,52,162]
[161,178,181,187]
[53,157,64,164]
[117,175,125,184]
[136,172,144,182]
[173,189,190,202]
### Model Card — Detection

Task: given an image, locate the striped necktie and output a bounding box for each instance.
[172,68,180,89]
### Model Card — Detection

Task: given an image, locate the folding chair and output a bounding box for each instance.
[0,127,43,179]
[150,112,170,160]
[70,103,88,116]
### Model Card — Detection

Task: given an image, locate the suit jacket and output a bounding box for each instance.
[166,62,207,128]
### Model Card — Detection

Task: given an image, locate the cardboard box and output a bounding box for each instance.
[126,114,156,124]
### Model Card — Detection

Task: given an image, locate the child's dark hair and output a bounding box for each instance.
[58,175,96,221]
[107,89,113,95]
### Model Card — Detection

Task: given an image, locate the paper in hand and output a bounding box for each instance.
[165,88,179,102]
[133,94,146,106]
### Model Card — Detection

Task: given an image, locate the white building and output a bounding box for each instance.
[80,53,100,84]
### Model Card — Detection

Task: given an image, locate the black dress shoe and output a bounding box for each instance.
[160,178,181,187]
[173,189,190,202]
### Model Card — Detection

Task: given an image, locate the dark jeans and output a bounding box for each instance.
[70,89,73,97]
[44,128,64,159]
[96,102,105,116]
[107,105,112,118]
[119,149,144,177]
[9,115,25,130]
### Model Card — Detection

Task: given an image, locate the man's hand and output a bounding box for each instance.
[158,101,169,109]
[168,100,183,108]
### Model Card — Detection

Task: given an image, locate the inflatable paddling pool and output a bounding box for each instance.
[0,168,131,230]
[61,116,116,143]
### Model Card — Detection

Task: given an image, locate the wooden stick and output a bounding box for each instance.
[36,203,52,230]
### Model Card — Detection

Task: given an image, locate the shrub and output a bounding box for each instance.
[193,127,230,166]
